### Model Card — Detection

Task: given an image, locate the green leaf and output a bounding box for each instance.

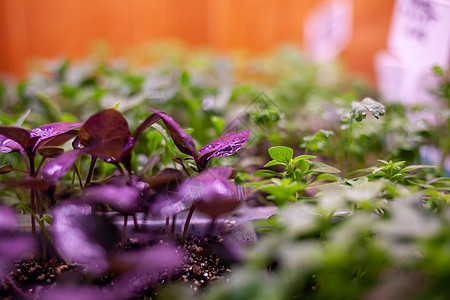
[254,169,282,178]
[15,108,31,127]
[41,215,53,226]
[111,102,120,109]
[264,160,284,167]
[292,155,316,166]
[180,71,191,86]
[432,66,444,76]
[401,165,436,172]
[297,159,310,173]
[313,173,340,182]
[268,146,293,164]
[310,162,341,174]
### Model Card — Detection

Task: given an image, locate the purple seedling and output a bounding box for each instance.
[0,122,81,256]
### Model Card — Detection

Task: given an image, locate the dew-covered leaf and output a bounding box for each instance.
[52,203,120,275]
[362,97,385,119]
[79,109,131,148]
[148,109,197,157]
[351,101,367,122]
[198,130,251,158]
[31,122,82,146]
[37,130,79,150]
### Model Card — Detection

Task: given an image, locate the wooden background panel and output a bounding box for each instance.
[0,0,395,82]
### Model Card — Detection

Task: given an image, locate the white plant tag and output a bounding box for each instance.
[303,0,353,63]
[388,0,450,66]
[376,0,449,104]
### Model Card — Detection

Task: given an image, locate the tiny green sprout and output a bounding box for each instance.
[364,160,436,185]
[253,146,340,206]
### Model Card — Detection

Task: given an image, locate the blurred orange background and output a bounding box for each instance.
[0,0,394,83]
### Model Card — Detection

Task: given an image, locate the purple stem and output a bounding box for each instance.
[85,156,97,187]
[181,203,197,244]
[171,214,177,240]
[122,214,128,247]
[133,213,139,230]
[164,216,170,241]
[73,164,84,189]
[207,216,217,237]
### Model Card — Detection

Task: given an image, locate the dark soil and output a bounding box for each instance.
[0,236,232,299]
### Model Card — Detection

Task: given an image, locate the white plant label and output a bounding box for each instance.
[303,0,353,63]
[376,0,449,104]
[388,0,450,66]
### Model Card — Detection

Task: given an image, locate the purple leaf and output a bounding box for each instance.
[113,244,185,298]
[0,233,33,278]
[118,137,134,172]
[83,144,124,162]
[52,203,119,275]
[0,122,81,155]
[0,206,33,278]
[194,177,239,219]
[198,130,250,158]
[0,206,19,231]
[78,109,131,148]
[180,167,239,218]
[0,126,35,154]
[32,122,82,150]
[37,130,79,150]
[132,113,161,141]
[148,109,197,158]
[40,149,82,185]
[152,167,238,218]
[38,146,65,159]
[194,166,233,180]
[0,135,23,153]
[83,185,141,213]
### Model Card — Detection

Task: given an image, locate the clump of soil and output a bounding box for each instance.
[0,259,77,299]
[0,236,232,299]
